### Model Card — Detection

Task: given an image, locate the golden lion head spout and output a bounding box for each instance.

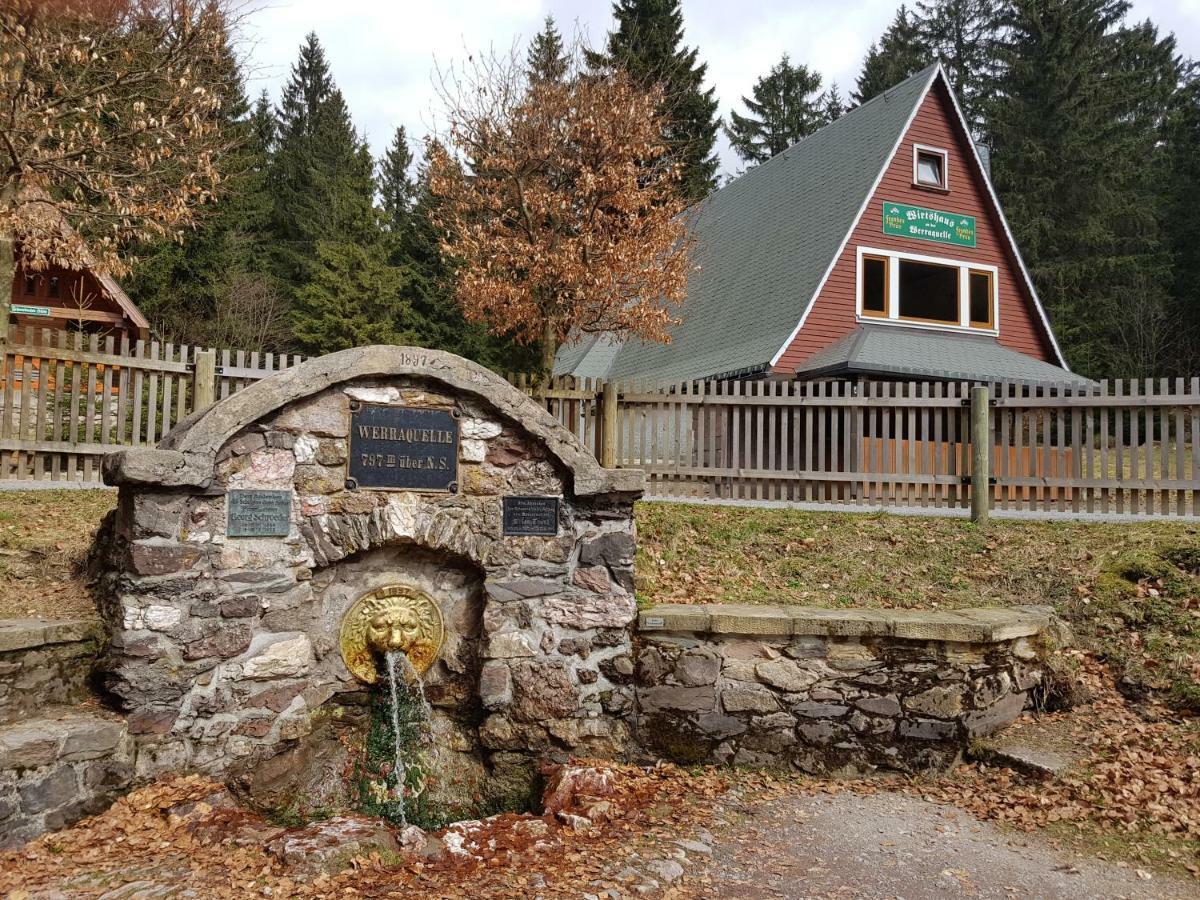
[340,585,445,684]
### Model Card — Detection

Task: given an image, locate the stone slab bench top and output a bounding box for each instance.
[637,603,1055,643]
[0,619,101,653]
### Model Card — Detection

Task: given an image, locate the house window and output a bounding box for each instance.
[969,270,994,328]
[856,247,998,333]
[23,275,36,296]
[913,145,948,190]
[47,276,60,298]
[861,255,889,317]
[898,259,958,323]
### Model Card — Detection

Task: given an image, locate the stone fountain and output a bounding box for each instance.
[92,346,644,822]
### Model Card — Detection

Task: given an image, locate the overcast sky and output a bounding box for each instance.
[241,0,1200,179]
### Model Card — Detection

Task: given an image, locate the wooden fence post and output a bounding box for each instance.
[600,380,618,469]
[971,385,990,524]
[192,349,216,414]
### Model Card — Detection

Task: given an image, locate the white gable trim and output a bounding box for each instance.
[769,64,1069,371]
[768,66,938,369]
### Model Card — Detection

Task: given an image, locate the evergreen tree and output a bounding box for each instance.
[588,0,720,201]
[268,33,378,298]
[378,126,416,234]
[854,6,929,105]
[726,55,826,165]
[819,82,847,123]
[250,89,276,156]
[1162,67,1200,373]
[291,241,418,355]
[989,0,1179,377]
[914,0,1002,135]
[527,15,569,84]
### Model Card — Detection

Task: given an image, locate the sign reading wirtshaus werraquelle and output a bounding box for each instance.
[882,202,976,248]
[347,403,459,491]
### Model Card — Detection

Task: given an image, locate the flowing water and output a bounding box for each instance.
[383,650,433,828]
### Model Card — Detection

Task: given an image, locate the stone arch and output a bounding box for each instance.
[103,345,640,498]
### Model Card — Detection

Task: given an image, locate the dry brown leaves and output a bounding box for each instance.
[0,763,729,899]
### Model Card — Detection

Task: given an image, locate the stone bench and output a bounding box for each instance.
[634,604,1065,774]
[0,619,103,727]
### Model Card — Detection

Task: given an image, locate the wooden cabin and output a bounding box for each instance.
[10,263,148,343]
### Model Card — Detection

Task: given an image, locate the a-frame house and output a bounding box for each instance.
[556,64,1076,387]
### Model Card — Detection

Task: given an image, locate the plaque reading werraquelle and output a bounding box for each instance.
[502,495,560,536]
[227,489,292,537]
[347,402,459,492]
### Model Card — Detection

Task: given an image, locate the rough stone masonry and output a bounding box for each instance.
[93,346,644,812]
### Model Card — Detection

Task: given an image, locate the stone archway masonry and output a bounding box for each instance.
[93,346,644,793]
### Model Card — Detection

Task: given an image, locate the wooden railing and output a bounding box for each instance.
[517,375,1200,519]
[0,331,1194,521]
[0,327,303,482]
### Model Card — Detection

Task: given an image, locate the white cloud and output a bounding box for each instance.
[242,0,1200,179]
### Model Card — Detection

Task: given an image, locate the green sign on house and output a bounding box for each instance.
[882,202,976,248]
[11,304,51,317]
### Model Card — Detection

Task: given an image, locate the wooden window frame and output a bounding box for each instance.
[860,253,891,319]
[968,269,995,329]
[856,246,999,337]
[912,144,949,192]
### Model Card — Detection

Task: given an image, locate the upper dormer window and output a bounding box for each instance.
[913,145,948,190]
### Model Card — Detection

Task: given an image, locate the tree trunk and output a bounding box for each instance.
[0,230,13,350]
[537,318,558,390]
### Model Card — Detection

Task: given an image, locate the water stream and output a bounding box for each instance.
[383,650,433,828]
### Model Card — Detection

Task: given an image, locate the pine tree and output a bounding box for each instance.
[819,82,847,124]
[726,55,826,165]
[269,33,378,298]
[527,15,569,84]
[1162,68,1200,373]
[291,241,418,355]
[914,0,1002,135]
[990,0,1179,377]
[589,0,720,201]
[853,6,930,105]
[378,126,416,234]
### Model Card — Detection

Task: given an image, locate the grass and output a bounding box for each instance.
[0,489,115,621]
[636,500,1200,711]
[0,488,1195,711]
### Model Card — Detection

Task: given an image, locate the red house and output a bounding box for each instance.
[556,64,1075,386]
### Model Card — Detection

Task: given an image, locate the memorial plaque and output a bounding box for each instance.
[347,403,459,492]
[502,495,560,536]
[227,489,292,537]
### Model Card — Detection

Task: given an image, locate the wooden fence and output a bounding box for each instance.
[0,327,302,482]
[0,332,1195,520]
[520,375,1200,519]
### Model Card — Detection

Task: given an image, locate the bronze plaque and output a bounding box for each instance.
[347,402,459,492]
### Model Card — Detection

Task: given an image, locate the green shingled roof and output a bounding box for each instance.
[794,325,1091,386]
[555,64,941,383]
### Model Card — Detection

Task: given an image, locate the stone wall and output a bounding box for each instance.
[635,604,1066,773]
[0,619,133,848]
[94,347,644,816]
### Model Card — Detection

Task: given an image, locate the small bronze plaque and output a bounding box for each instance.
[347,403,459,492]
[227,489,292,537]
[502,495,560,536]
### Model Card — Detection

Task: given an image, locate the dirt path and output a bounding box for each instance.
[692,791,1195,900]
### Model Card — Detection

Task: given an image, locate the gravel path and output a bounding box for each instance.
[693,791,1195,900]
